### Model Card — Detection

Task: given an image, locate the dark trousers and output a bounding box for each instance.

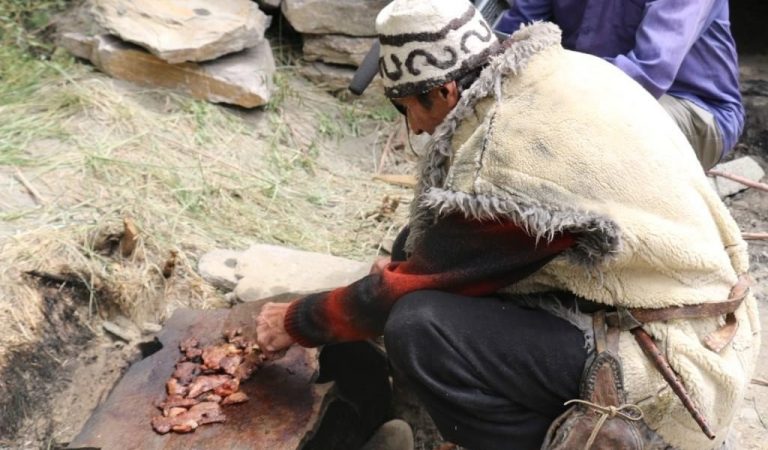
[384,291,589,450]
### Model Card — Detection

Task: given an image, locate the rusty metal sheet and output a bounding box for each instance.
[69,304,331,450]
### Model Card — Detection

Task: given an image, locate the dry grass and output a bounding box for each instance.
[0,36,411,367]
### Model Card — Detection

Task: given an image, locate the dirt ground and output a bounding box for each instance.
[1,18,767,450]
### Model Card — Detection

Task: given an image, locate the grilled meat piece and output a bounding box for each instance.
[234,351,263,380]
[221,391,249,405]
[152,402,225,434]
[213,378,240,397]
[219,354,243,376]
[173,361,201,385]
[166,377,187,397]
[187,374,232,399]
[202,343,240,371]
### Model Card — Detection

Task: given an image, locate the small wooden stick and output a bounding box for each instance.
[377,124,398,174]
[372,174,417,188]
[632,327,715,440]
[120,217,139,258]
[707,169,768,193]
[13,167,47,205]
[743,232,768,241]
[752,378,768,388]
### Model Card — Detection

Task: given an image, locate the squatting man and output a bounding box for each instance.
[254,0,761,449]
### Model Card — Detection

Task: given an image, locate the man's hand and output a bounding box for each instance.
[256,302,296,357]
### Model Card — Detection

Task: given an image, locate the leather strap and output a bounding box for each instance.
[628,275,751,323]
[606,275,751,352]
[703,312,739,353]
[593,310,607,354]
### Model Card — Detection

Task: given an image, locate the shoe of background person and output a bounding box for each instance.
[360,419,414,450]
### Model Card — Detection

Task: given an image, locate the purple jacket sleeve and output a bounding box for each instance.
[608,0,718,98]
[496,0,552,33]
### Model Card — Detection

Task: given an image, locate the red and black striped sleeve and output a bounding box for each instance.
[283,214,575,347]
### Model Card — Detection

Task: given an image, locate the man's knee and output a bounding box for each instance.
[383,291,445,371]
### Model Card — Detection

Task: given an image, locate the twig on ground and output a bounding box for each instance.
[13,167,47,205]
[24,270,90,290]
[372,174,417,188]
[707,169,768,192]
[120,217,139,258]
[754,397,768,430]
[752,378,768,388]
[377,124,399,174]
[743,232,768,241]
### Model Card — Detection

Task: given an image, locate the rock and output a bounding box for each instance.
[140,322,163,334]
[299,61,384,94]
[70,309,341,450]
[198,249,241,291]
[359,419,414,450]
[303,35,377,67]
[58,33,275,108]
[281,0,389,36]
[711,156,766,197]
[233,244,369,302]
[298,61,388,105]
[90,0,271,63]
[256,0,282,9]
[298,61,357,92]
[103,319,140,343]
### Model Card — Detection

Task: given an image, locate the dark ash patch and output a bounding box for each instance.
[0,285,94,440]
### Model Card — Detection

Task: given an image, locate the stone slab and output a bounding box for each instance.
[69,307,331,450]
[298,60,385,98]
[281,0,389,36]
[233,244,369,302]
[198,249,241,291]
[303,34,376,67]
[711,156,766,197]
[58,33,275,108]
[91,0,271,63]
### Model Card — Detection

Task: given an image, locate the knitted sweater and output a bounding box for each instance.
[284,217,574,346]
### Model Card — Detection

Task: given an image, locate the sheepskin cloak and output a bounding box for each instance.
[407,22,761,450]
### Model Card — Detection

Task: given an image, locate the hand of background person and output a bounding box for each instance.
[255,302,296,358]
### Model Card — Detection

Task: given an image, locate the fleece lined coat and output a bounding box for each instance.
[407,22,761,450]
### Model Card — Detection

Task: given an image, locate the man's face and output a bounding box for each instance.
[391,81,459,135]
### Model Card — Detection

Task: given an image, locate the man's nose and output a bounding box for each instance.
[407,117,424,135]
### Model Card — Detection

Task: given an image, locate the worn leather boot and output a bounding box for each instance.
[360,419,415,450]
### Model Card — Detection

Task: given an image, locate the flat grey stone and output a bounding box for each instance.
[58,32,275,108]
[303,34,376,67]
[91,0,271,63]
[140,322,162,334]
[234,244,369,302]
[360,419,414,450]
[281,0,389,36]
[711,156,766,197]
[103,320,140,342]
[198,249,241,291]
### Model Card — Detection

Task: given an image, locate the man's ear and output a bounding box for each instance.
[438,81,459,107]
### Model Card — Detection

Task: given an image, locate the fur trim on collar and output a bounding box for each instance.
[421,189,621,267]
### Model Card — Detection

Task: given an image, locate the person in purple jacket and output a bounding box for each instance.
[496,0,745,170]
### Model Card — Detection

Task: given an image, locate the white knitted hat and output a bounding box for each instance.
[375,0,499,98]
